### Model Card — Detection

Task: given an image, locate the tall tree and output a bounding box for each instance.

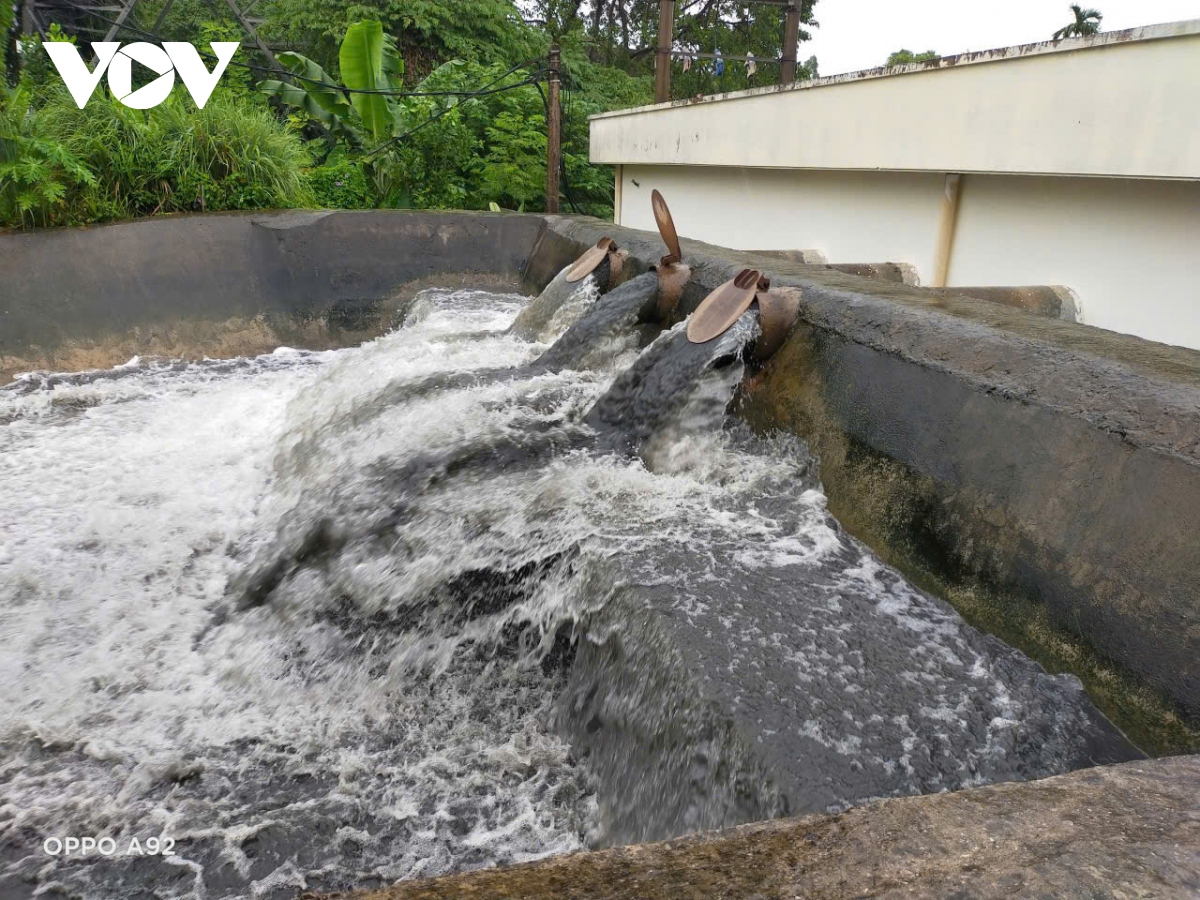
[1053,5,1102,41]
[518,0,819,92]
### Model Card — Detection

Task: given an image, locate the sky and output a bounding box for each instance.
[803,0,1200,76]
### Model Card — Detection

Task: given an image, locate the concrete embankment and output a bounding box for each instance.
[312,755,1200,899]
[0,210,541,383]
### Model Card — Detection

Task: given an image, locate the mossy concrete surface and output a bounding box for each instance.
[314,756,1200,900]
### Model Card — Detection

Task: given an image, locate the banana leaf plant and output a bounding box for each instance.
[261,20,408,148]
[261,19,465,205]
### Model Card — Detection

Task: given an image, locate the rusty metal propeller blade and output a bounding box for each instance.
[651,190,682,264]
[687,269,761,343]
[566,238,616,283]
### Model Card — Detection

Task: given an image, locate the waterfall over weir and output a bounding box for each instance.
[0,272,1137,899]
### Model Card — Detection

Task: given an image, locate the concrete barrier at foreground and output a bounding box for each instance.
[309,755,1200,899]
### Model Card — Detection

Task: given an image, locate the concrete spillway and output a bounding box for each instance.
[0,211,1196,899]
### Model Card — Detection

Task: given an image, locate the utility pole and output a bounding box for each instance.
[655,0,673,103]
[546,45,562,215]
[781,1,801,83]
[21,0,38,37]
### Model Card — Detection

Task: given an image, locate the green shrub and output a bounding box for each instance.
[2,86,312,228]
[0,81,97,228]
[305,151,374,208]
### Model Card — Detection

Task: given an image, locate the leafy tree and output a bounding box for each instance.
[10,1,812,225]
[259,0,538,79]
[1053,5,1102,41]
[518,0,818,94]
[885,49,938,67]
[262,20,484,205]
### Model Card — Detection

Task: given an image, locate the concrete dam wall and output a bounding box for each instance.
[0,210,543,383]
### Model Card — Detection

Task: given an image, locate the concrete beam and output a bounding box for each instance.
[745,248,828,265]
[824,261,920,285]
[940,285,1080,321]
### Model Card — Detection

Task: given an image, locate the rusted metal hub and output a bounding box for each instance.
[688,268,802,360]
[651,190,691,321]
[566,237,626,290]
[753,286,803,361]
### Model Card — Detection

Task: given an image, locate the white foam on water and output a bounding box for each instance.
[0,291,598,899]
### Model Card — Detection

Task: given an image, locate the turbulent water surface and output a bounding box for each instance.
[0,275,1134,899]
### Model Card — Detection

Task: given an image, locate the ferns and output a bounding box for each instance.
[0,82,97,228]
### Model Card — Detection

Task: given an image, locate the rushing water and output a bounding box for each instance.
[0,273,1136,899]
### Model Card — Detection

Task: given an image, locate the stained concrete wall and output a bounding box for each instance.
[0,210,542,382]
[339,755,1200,900]
[526,215,1200,722]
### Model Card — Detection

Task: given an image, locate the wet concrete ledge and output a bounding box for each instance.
[314,755,1200,899]
[526,216,1200,731]
[0,210,541,383]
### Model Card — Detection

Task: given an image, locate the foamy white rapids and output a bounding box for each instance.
[0,288,601,899]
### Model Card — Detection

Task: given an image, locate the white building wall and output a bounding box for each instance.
[595,22,1200,350]
[618,164,1200,349]
[948,175,1200,346]
[618,166,947,276]
[591,23,1200,181]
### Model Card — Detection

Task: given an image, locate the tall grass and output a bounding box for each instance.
[2,86,313,228]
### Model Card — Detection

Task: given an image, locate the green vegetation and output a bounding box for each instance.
[1,0,819,228]
[1053,5,1103,40]
[885,49,938,67]
[2,77,312,227]
[1,0,12,80]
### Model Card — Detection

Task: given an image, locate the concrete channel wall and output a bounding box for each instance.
[3,210,1198,725]
[0,210,542,383]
